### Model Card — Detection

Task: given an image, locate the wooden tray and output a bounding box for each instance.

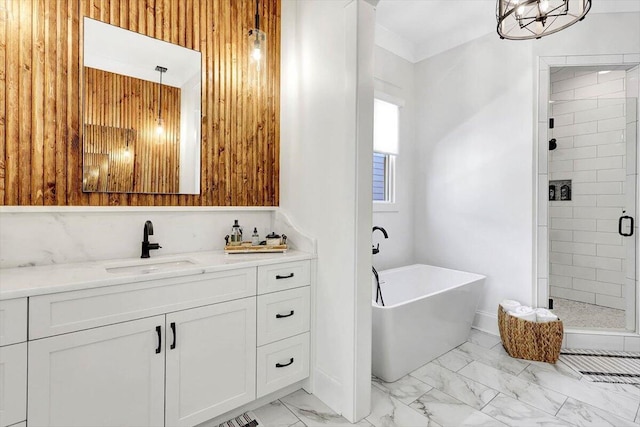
[224,244,288,254]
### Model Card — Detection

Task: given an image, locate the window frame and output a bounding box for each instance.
[372,152,396,205]
[372,94,402,212]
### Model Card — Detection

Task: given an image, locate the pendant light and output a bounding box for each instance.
[248,0,266,68]
[496,0,591,40]
[155,65,167,134]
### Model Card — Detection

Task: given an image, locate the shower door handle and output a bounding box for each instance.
[618,215,634,237]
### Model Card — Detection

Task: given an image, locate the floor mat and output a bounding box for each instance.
[218,411,261,427]
[561,349,640,385]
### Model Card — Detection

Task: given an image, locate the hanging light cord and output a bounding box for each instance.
[158,68,163,125]
[254,0,260,31]
[155,66,167,129]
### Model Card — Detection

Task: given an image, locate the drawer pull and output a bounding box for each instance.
[276,273,294,280]
[155,326,162,354]
[276,310,295,319]
[276,358,294,368]
[170,322,177,349]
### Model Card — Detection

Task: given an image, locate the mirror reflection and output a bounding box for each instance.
[82,17,201,194]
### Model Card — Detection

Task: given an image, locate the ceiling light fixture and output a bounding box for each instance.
[496,0,591,40]
[155,65,167,135]
[248,0,266,68]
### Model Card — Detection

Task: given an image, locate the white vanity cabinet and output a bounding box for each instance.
[28,298,257,427]
[2,254,312,427]
[0,298,28,427]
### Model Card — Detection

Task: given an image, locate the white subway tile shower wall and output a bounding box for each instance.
[548,68,634,312]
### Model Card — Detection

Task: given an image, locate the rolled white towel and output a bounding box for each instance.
[500,299,521,312]
[508,305,537,322]
[535,308,558,323]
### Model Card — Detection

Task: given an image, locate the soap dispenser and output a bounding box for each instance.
[251,228,260,246]
[230,220,243,246]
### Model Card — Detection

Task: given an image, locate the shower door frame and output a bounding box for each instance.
[535,54,640,349]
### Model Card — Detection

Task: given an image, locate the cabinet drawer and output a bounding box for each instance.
[257,287,309,346]
[0,298,27,346]
[30,267,256,339]
[256,332,309,398]
[0,342,27,427]
[257,261,310,294]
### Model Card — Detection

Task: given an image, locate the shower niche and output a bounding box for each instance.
[549,180,571,201]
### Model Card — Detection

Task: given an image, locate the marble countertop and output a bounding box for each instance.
[0,249,313,300]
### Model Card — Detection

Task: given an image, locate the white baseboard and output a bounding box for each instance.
[312,367,343,416]
[473,310,499,336]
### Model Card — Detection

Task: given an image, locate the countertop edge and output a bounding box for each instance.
[0,250,315,300]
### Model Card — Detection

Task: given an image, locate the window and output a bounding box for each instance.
[373,98,399,203]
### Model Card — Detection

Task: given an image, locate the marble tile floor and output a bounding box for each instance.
[249,330,640,427]
[552,298,626,330]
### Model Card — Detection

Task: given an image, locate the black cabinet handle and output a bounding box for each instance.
[276,358,294,368]
[170,322,177,349]
[276,273,294,280]
[155,326,161,354]
[276,310,295,319]
[619,215,634,237]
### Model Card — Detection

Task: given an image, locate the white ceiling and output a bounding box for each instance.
[375,0,640,63]
[84,17,200,88]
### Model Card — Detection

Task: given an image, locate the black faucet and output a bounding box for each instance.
[372,226,388,254]
[372,226,388,306]
[372,266,385,306]
[141,220,162,258]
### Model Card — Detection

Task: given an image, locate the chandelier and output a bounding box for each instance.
[496,0,591,40]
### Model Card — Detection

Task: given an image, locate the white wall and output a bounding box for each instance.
[279,0,375,421]
[179,72,202,194]
[413,34,535,328]
[413,12,640,333]
[372,46,416,271]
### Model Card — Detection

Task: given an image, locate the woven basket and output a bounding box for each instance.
[497,306,563,363]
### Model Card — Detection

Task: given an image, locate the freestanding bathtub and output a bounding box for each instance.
[372,264,485,382]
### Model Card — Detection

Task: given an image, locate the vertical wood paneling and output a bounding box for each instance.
[67,0,80,205]
[31,1,44,204]
[19,0,32,205]
[0,0,8,203]
[2,0,280,206]
[55,0,68,205]
[43,0,57,205]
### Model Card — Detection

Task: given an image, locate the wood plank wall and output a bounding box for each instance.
[1,0,280,206]
[83,67,181,194]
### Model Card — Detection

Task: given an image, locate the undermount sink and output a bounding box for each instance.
[105,258,198,274]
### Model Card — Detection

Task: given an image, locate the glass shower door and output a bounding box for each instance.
[547,90,638,332]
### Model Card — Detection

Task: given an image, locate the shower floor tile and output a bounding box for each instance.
[238,330,640,427]
[552,298,626,330]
